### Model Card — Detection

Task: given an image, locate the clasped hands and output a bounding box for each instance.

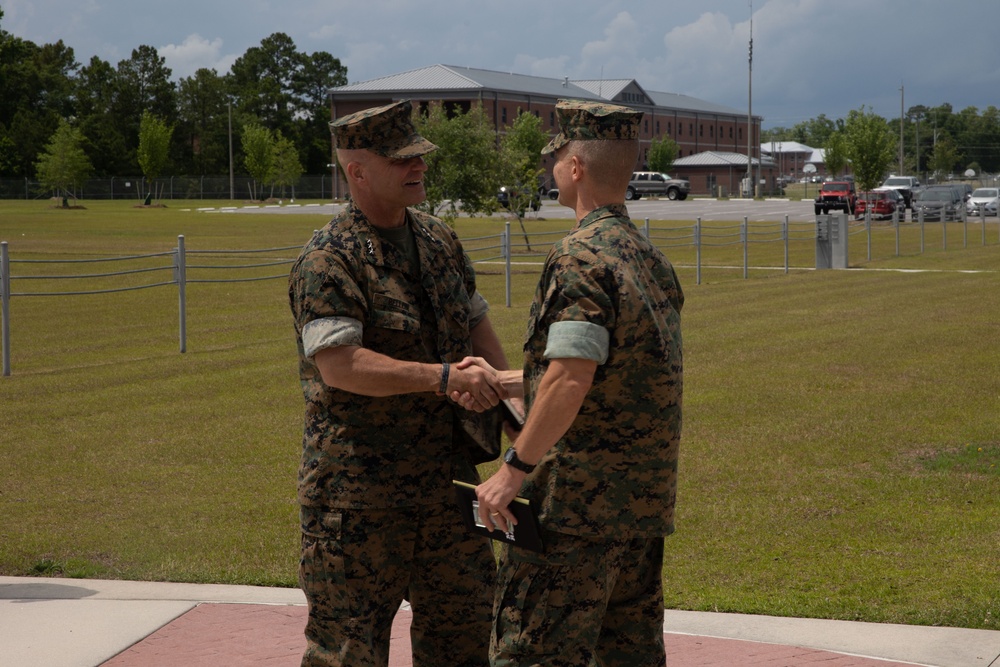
[441,357,524,414]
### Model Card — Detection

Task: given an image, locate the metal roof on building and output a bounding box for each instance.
[331,64,749,117]
[761,141,814,154]
[674,151,774,167]
[647,91,744,116]
[334,64,602,100]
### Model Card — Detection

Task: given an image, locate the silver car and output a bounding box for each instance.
[966,187,999,217]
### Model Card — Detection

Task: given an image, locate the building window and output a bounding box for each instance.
[729,127,733,139]
[699,124,703,137]
[550,111,555,127]
[644,119,649,134]
[656,121,660,134]
[668,122,672,136]
[710,126,714,138]
[689,123,694,136]
[502,107,507,124]
[677,123,682,137]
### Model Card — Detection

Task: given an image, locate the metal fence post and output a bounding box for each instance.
[504,221,512,308]
[783,215,789,274]
[942,217,947,250]
[644,217,650,237]
[894,210,900,257]
[695,218,702,286]
[919,208,925,253]
[176,235,187,353]
[866,212,872,261]
[1,241,11,376]
[742,216,748,279]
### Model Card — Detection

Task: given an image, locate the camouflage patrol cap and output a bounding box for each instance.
[541,99,643,155]
[330,100,437,159]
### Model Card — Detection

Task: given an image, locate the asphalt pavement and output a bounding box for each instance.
[188,196,822,223]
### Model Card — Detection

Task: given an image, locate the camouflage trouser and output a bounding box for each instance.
[490,530,666,667]
[299,502,497,667]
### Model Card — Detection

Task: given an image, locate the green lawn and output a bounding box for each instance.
[1,200,998,629]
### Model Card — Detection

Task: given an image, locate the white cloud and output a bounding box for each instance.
[577,11,642,79]
[158,34,234,78]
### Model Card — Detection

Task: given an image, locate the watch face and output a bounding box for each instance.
[503,447,533,472]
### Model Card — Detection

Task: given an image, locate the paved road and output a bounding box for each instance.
[202,197,820,223]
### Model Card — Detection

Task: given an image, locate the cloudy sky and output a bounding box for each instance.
[4,0,998,128]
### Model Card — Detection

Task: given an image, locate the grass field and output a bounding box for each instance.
[1,199,998,630]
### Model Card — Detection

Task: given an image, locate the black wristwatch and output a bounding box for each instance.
[503,447,536,473]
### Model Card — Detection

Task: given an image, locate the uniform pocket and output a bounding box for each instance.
[299,507,349,620]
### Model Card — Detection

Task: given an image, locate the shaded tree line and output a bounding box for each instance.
[0,9,346,183]
[762,104,1000,179]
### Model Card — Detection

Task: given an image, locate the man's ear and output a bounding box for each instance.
[570,154,585,183]
[345,160,365,184]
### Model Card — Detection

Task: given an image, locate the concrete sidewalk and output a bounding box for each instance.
[2,576,998,667]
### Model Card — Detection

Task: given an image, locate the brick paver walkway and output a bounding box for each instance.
[102,603,925,667]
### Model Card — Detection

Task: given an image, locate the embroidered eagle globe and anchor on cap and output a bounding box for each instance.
[542,99,643,155]
[329,99,438,159]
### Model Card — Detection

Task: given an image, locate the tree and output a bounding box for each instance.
[498,111,549,246]
[228,33,300,133]
[647,136,678,173]
[0,32,78,176]
[35,120,93,205]
[241,123,275,201]
[842,107,896,194]
[137,111,173,203]
[823,132,849,179]
[175,68,230,175]
[269,132,304,198]
[75,56,129,175]
[113,46,177,171]
[293,51,348,173]
[415,103,500,221]
[928,134,959,181]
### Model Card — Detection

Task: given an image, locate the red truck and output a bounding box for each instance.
[814,180,857,215]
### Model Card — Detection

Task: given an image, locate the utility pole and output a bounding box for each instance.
[228,99,235,201]
[899,84,904,174]
[745,1,754,198]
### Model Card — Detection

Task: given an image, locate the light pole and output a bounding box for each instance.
[899,84,904,174]
[745,1,754,198]
[228,98,234,201]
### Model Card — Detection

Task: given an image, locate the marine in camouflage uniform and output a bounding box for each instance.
[288,100,509,667]
[474,100,684,667]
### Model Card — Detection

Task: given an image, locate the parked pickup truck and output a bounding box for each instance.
[880,176,922,209]
[626,171,690,201]
[814,180,857,215]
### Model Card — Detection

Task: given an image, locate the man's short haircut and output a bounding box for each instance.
[567,139,638,191]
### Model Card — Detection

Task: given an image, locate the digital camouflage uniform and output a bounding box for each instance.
[288,100,495,667]
[491,101,684,667]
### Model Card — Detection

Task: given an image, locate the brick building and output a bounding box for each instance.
[328,64,760,196]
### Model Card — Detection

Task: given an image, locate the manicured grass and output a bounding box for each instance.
[1,200,998,629]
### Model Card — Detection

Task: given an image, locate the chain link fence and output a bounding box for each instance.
[0,175,343,201]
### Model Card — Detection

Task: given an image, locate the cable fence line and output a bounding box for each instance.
[0,175,343,201]
[3,212,999,375]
